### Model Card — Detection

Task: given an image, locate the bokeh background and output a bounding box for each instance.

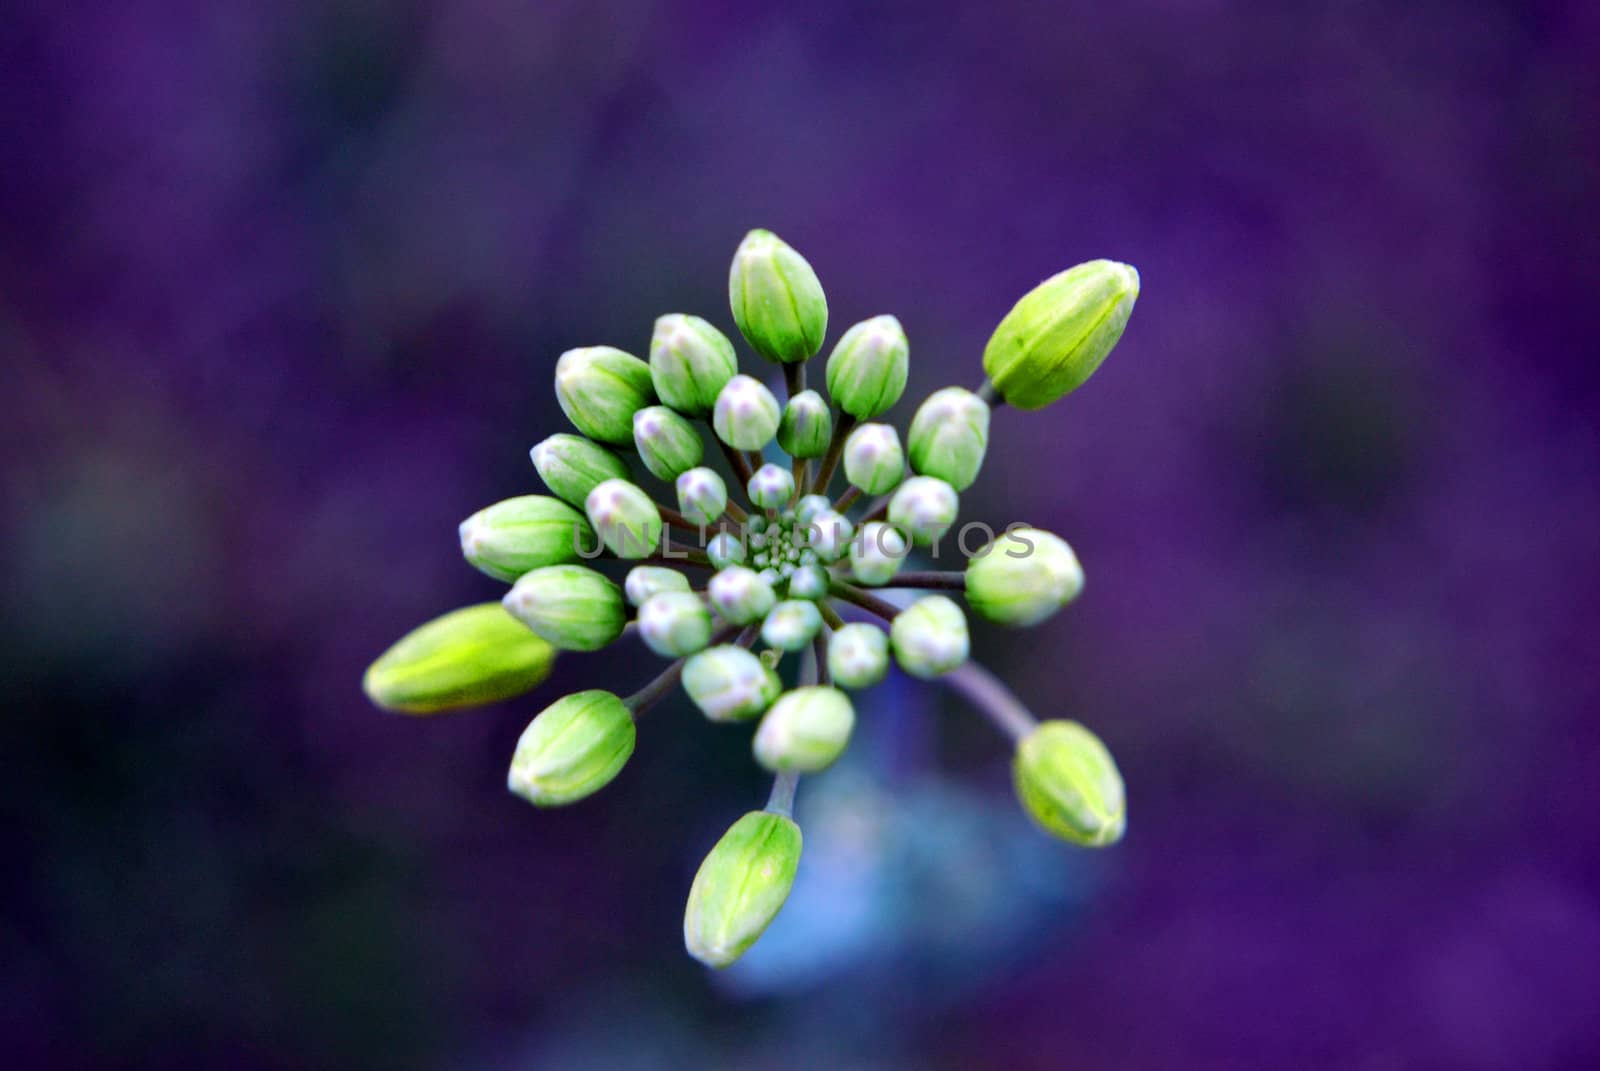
[5,2,1599,1068]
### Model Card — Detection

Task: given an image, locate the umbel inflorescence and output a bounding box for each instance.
[364,230,1140,968]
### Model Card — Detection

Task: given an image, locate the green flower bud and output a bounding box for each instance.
[706,532,747,569]
[363,603,555,714]
[890,594,968,678]
[827,622,889,690]
[675,467,728,527]
[649,314,738,416]
[638,591,714,658]
[761,599,822,651]
[786,563,830,601]
[753,685,854,772]
[727,229,827,364]
[801,509,854,563]
[907,387,989,491]
[707,565,775,625]
[684,810,802,968]
[459,495,590,583]
[530,433,632,509]
[508,690,635,806]
[712,374,781,451]
[633,405,704,481]
[585,478,663,560]
[965,528,1084,627]
[682,645,782,722]
[849,520,908,586]
[824,314,909,419]
[625,565,691,608]
[503,565,626,652]
[842,423,904,495]
[746,463,796,510]
[1013,720,1126,846]
[982,260,1140,410]
[777,390,833,458]
[555,346,656,445]
[793,494,832,525]
[886,476,959,546]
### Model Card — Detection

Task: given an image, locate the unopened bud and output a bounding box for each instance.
[843,423,904,495]
[887,476,959,546]
[706,532,747,570]
[753,686,854,773]
[633,405,704,481]
[585,478,663,560]
[827,623,889,690]
[712,374,781,451]
[503,565,626,651]
[363,603,555,714]
[638,591,714,658]
[890,594,968,678]
[649,314,738,416]
[965,528,1083,627]
[760,599,822,651]
[1013,720,1126,846]
[530,433,632,509]
[459,495,590,582]
[793,494,832,525]
[803,509,854,563]
[676,467,728,527]
[849,521,908,586]
[728,229,827,364]
[776,390,833,458]
[786,563,830,601]
[555,346,656,445]
[684,810,802,968]
[707,565,776,625]
[746,463,796,510]
[825,314,908,419]
[508,690,635,806]
[682,645,782,723]
[625,565,691,607]
[907,387,989,491]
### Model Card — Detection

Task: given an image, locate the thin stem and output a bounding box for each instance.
[765,769,800,817]
[880,570,966,591]
[858,493,892,525]
[746,450,767,477]
[833,485,863,513]
[721,500,749,523]
[735,624,760,648]
[716,437,756,488]
[623,625,738,717]
[942,659,1038,742]
[818,600,846,630]
[810,412,857,494]
[829,580,902,622]
[783,361,806,401]
[975,378,1005,408]
[657,505,700,533]
[812,627,831,687]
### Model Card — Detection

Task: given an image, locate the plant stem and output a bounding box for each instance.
[818,600,846,630]
[783,361,806,401]
[624,625,738,717]
[810,412,857,494]
[942,659,1038,742]
[658,505,700,532]
[858,494,892,525]
[975,378,1005,408]
[881,570,966,591]
[812,627,831,687]
[834,485,863,513]
[716,437,756,488]
[765,769,800,817]
[828,580,902,622]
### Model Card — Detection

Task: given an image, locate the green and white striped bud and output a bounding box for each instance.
[712,374,781,451]
[682,645,782,723]
[827,623,889,690]
[649,314,738,416]
[907,387,989,491]
[707,565,775,625]
[761,599,822,651]
[363,603,555,714]
[786,563,830,601]
[803,510,853,563]
[585,478,663,560]
[842,423,905,495]
[849,521,908,586]
[982,260,1140,410]
[633,405,704,481]
[1013,720,1126,846]
[637,591,714,658]
[503,565,626,652]
[746,463,796,510]
[727,229,827,364]
[965,528,1084,627]
[554,346,656,445]
[625,565,691,607]
[753,686,854,773]
[793,494,832,526]
[530,433,632,509]
[825,314,908,419]
[684,810,802,968]
[777,389,832,458]
[675,467,728,527]
[887,476,959,546]
[459,495,591,582]
[890,594,969,679]
[508,690,635,806]
[706,532,747,569]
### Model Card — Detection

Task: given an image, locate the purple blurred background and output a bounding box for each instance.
[4,2,1599,1068]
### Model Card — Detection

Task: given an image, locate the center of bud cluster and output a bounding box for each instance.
[744,512,816,589]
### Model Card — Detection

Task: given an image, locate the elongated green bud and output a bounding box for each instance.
[890,594,968,678]
[802,509,853,563]
[849,521,908,586]
[682,645,782,722]
[777,390,832,458]
[760,599,822,651]
[747,463,796,510]
[633,405,704,481]
[585,478,663,560]
[530,433,632,509]
[684,810,802,968]
[886,476,959,547]
[827,622,888,690]
[676,467,728,527]
[825,314,908,419]
[712,374,781,451]
[363,603,555,714]
[555,346,656,444]
[625,565,691,607]
[650,314,738,416]
[982,260,1140,410]
[728,229,827,364]
[965,528,1083,626]
[707,565,775,625]
[638,591,713,658]
[1013,720,1126,846]
[459,495,590,582]
[907,387,989,491]
[842,423,904,495]
[786,563,830,601]
[793,494,832,525]
[508,690,635,806]
[706,532,747,569]
[503,565,626,651]
[753,685,854,773]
